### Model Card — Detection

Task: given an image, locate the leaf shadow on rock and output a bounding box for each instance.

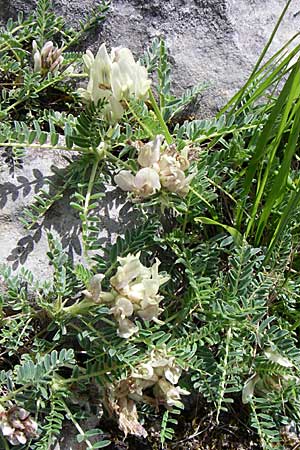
[0,168,45,209]
[2,162,137,272]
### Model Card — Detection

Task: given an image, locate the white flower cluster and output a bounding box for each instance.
[32,40,64,74]
[78,43,151,122]
[0,406,38,446]
[130,347,190,408]
[114,135,194,199]
[107,347,189,438]
[84,253,169,338]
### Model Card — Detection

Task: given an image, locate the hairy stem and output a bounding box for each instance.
[216,327,232,424]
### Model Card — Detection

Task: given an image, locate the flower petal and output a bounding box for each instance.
[135,168,161,197]
[265,349,293,367]
[114,170,136,192]
[117,318,139,339]
[110,254,144,291]
[137,135,164,168]
[242,373,260,404]
[110,296,134,319]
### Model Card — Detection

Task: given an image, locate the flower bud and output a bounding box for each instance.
[32,40,64,75]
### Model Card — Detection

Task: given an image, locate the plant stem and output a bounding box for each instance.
[3,75,67,114]
[125,100,154,138]
[0,383,32,404]
[216,327,232,424]
[106,151,133,171]
[82,158,99,262]
[148,89,173,144]
[189,185,213,209]
[62,401,94,449]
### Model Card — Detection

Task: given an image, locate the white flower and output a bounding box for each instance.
[84,66,111,103]
[83,274,104,303]
[131,362,159,396]
[137,135,164,168]
[265,349,293,368]
[110,253,146,292]
[79,43,151,122]
[162,167,188,195]
[177,146,190,171]
[135,168,161,197]
[131,362,156,382]
[132,63,152,99]
[150,349,182,384]
[0,406,38,446]
[123,281,146,303]
[137,297,163,322]
[159,154,190,196]
[93,43,112,87]
[82,49,95,72]
[82,274,115,304]
[117,318,139,339]
[111,59,133,101]
[111,47,151,100]
[118,397,148,438]
[111,255,168,304]
[108,96,125,122]
[242,374,260,404]
[114,168,161,198]
[164,365,182,385]
[154,379,190,407]
[150,258,170,289]
[114,137,194,199]
[114,170,136,192]
[107,254,169,337]
[111,46,136,66]
[110,297,134,319]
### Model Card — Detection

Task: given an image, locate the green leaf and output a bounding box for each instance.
[195,217,243,246]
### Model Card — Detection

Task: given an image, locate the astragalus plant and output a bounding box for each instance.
[1,0,300,449]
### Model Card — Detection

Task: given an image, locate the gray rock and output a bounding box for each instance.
[0,149,135,280]
[98,0,300,116]
[1,0,300,114]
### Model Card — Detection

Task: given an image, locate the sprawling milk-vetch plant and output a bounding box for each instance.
[114,135,195,199]
[106,346,189,437]
[78,43,151,121]
[4,1,300,448]
[83,252,169,338]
